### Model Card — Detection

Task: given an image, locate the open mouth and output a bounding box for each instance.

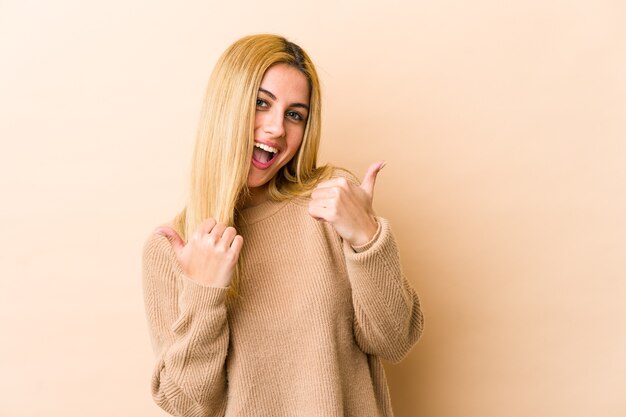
[252,142,279,168]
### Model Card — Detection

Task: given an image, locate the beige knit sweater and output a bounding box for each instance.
[142,179,424,417]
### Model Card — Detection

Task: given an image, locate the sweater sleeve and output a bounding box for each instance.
[142,232,230,417]
[343,217,424,364]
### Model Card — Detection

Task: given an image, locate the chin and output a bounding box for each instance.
[247,174,271,189]
[248,164,281,188]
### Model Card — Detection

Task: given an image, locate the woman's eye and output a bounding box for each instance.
[256,99,268,108]
[287,111,303,121]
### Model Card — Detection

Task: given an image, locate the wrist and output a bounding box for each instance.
[348,217,379,247]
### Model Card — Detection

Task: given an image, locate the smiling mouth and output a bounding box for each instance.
[252,143,279,169]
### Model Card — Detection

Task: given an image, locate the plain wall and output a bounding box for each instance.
[1,0,624,416]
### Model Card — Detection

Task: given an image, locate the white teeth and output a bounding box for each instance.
[254,142,278,154]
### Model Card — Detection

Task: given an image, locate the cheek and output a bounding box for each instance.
[253,115,262,132]
[286,138,304,159]
[287,128,305,151]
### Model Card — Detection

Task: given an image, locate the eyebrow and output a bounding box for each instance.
[258,88,309,111]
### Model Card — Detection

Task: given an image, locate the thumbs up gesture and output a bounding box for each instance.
[308,161,385,247]
[155,219,244,288]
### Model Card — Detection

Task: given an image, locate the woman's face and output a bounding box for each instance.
[247,63,310,196]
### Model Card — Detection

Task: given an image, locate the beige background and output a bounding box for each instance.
[1,0,624,416]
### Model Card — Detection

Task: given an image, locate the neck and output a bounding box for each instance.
[239,185,269,209]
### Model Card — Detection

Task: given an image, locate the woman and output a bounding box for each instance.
[142,34,424,416]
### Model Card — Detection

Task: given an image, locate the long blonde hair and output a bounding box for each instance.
[172,34,337,295]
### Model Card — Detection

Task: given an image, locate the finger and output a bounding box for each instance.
[309,198,335,210]
[220,226,238,247]
[208,222,228,240]
[230,235,244,254]
[197,218,217,234]
[360,160,386,197]
[191,218,217,242]
[154,226,185,256]
[308,203,333,222]
[311,186,340,200]
[314,177,351,190]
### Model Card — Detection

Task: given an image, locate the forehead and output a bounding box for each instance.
[259,63,310,104]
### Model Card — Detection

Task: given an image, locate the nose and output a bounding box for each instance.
[261,109,285,138]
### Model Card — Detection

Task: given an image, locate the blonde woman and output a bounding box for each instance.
[142,34,424,416]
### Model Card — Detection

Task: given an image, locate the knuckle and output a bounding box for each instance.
[204,234,218,246]
[202,217,216,226]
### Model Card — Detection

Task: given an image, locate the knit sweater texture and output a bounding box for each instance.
[142,173,424,417]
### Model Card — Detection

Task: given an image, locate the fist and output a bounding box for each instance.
[155,218,244,288]
[308,161,385,247]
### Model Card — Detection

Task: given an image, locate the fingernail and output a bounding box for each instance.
[379,161,387,170]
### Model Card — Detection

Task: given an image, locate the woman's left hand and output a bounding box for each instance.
[308,161,385,247]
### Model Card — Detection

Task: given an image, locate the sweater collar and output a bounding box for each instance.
[237,197,291,225]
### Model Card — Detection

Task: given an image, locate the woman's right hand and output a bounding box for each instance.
[154,218,244,288]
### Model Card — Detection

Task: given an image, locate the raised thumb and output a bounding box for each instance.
[154,226,185,258]
[360,160,386,197]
